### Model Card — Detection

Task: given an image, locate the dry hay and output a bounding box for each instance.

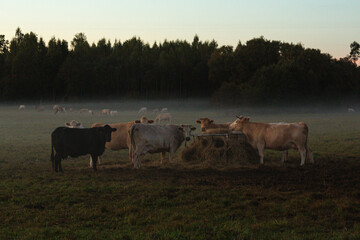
[181,134,259,168]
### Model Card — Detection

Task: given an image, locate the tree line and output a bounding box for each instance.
[0,28,359,105]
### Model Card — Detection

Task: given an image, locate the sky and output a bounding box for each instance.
[2,0,359,59]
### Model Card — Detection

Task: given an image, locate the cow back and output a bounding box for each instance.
[52,127,107,158]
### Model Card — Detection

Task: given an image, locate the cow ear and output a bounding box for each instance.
[65,123,70,126]
[178,127,184,131]
[196,120,201,124]
[135,120,140,123]
[148,120,154,123]
[111,128,117,132]
[191,127,196,131]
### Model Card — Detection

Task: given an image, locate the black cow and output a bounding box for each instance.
[51,125,116,172]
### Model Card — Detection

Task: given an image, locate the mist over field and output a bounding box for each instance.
[1,99,359,162]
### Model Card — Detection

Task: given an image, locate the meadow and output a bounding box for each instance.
[0,101,360,239]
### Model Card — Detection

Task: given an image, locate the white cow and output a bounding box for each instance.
[230,116,314,165]
[138,107,147,114]
[160,108,168,113]
[18,105,26,110]
[110,110,118,116]
[129,124,196,168]
[101,109,110,115]
[348,108,355,113]
[53,105,66,114]
[155,113,172,124]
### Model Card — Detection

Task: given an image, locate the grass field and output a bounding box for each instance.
[0,102,360,239]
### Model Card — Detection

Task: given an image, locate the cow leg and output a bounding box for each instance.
[281,150,288,163]
[91,155,97,171]
[129,147,134,163]
[133,151,141,169]
[133,147,144,169]
[298,146,306,166]
[257,144,265,164]
[52,155,55,171]
[97,156,101,165]
[58,156,63,172]
[169,148,176,163]
[89,155,93,167]
[54,154,59,172]
[307,146,314,164]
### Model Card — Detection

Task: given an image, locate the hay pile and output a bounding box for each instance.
[181,134,259,168]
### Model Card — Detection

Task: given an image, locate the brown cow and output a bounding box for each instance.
[196,118,231,132]
[229,116,314,165]
[89,116,154,167]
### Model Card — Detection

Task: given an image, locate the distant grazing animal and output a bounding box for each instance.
[155,113,172,124]
[89,117,154,167]
[110,110,118,116]
[69,108,75,112]
[138,107,147,114]
[18,105,26,110]
[229,116,313,165]
[51,125,117,172]
[196,118,231,132]
[129,124,196,168]
[65,120,84,129]
[101,109,110,115]
[348,108,355,112]
[160,108,168,113]
[53,105,66,114]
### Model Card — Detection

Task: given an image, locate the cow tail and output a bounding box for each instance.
[300,122,309,158]
[129,125,136,162]
[51,139,55,171]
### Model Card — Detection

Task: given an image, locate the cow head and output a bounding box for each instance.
[229,115,250,131]
[196,118,214,132]
[65,120,84,128]
[178,125,196,141]
[101,125,117,142]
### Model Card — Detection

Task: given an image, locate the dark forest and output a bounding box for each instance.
[0,28,359,105]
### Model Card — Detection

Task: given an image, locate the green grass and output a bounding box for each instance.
[0,104,360,239]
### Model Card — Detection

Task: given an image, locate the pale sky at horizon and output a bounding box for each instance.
[2,0,359,58]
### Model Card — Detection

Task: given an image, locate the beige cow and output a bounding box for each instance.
[229,116,314,165]
[196,118,231,132]
[155,112,172,124]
